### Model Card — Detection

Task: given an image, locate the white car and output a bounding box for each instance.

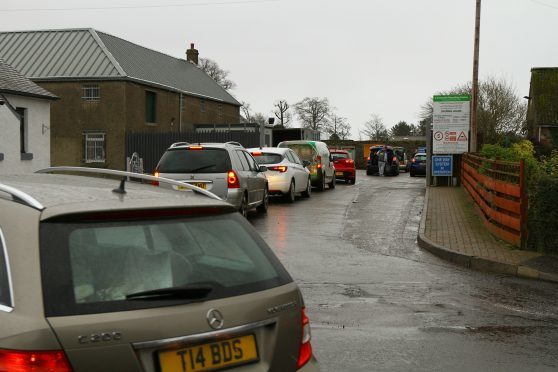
[248,147,312,202]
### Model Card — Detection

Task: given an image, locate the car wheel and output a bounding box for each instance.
[302,177,311,198]
[410,172,415,177]
[257,187,269,213]
[329,173,336,189]
[366,169,372,176]
[285,179,296,203]
[239,193,248,217]
[318,172,326,191]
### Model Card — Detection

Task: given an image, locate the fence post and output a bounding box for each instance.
[519,159,528,249]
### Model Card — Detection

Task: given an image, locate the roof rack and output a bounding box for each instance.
[35,167,222,201]
[0,183,45,210]
[170,142,190,148]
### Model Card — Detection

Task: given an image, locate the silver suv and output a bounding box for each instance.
[155,142,268,217]
[0,168,319,372]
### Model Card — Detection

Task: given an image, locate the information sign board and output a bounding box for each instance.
[433,95,470,154]
[432,155,453,176]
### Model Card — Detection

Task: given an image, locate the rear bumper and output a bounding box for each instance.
[225,188,243,209]
[266,174,291,194]
[334,168,355,180]
[298,356,320,371]
[410,165,426,175]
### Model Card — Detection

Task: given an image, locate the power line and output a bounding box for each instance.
[0,0,280,13]
[530,0,558,10]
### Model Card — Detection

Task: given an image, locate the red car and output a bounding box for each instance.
[331,150,356,184]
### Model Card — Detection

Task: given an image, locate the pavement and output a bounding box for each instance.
[418,186,558,284]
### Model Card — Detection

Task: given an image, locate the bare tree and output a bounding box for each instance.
[274,100,292,127]
[240,101,253,123]
[327,114,352,140]
[420,77,527,145]
[251,112,267,126]
[294,97,331,131]
[199,58,236,91]
[361,114,389,141]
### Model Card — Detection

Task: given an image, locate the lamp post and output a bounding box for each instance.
[470,0,481,153]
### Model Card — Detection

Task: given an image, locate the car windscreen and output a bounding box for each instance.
[252,153,283,165]
[156,148,231,173]
[40,211,292,316]
[331,153,349,161]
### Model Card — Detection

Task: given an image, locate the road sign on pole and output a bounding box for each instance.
[432,155,453,177]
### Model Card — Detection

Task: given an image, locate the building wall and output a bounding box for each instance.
[527,68,558,147]
[39,80,241,170]
[0,94,51,174]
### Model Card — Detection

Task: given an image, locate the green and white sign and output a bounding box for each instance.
[432,94,470,154]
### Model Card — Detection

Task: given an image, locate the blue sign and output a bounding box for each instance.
[432,155,453,176]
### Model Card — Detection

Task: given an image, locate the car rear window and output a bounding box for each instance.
[416,155,427,161]
[252,153,283,165]
[156,148,231,173]
[40,212,291,316]
[282,144,315,162]
[331,153,349,161]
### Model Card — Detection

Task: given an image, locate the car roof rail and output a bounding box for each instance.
[170,142,190,148]
[35,167,222,200]
[0,183,45,210]
[225,141,244,148]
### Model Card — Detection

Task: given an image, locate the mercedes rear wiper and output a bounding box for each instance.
[125,284,213,301]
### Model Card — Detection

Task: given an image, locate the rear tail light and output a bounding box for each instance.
[316,155,322,169]
[297,307,313,369]
[412,158,416,163]
[227,170,240,188]
[393,156,398,162]
[152,171,160,186]
[367,156,370,161]
[0,348,73,372]
[268,165,288,173]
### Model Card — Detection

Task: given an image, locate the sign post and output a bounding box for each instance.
[432,94,471,186]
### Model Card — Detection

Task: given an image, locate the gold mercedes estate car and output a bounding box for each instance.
[0,168,319,372]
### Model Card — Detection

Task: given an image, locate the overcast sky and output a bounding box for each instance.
[2,0,557,139]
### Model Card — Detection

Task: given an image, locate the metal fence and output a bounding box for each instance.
[125,131,261,173]
[461,153,528,248]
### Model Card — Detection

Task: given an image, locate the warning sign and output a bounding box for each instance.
[433,95,470,154]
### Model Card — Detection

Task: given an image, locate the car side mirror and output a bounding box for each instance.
[302,160,310,167]
[258,165,268,172]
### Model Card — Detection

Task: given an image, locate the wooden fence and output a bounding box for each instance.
[461,153,528,248]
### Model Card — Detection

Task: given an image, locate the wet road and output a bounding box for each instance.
[250,170,558,372]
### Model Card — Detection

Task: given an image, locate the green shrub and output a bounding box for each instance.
[529,174,558,253]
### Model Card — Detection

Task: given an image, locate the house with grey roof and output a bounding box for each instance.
[0,59,57,174]
[0,28,241,169]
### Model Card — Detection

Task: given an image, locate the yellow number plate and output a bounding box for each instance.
[335,171,343,176]
[175,183,207,191]
[158,334,258,372]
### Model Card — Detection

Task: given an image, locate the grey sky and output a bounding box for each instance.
[1,0,557,139]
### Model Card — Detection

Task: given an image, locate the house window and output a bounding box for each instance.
[83,132,105,163]
[82,84,100,101]
[218,104,223,119]
[15,108,27,153]
[200,99,206,113]
[180,95,186,112]
[145,91,157,123]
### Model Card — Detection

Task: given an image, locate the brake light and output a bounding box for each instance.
[251,151,262,156]
[188,145,203,150]
[367,156,370,161]
[393,156,397,162]
[227,170,240,188]
[152,171,160,186]
[0,349,73,372]
[412,158,416,163]
[269,165,288,173]
[316,155,322,169]
[297,307,313,369]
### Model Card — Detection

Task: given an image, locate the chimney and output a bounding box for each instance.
[186,43,199,65]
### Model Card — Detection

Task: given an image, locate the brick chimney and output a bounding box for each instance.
[186,43,199,65]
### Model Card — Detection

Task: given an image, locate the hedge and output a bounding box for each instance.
[529,174,558,253]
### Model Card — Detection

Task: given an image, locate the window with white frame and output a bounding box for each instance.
[83,132,105,163]
[82,85,100,101]
[200,99,206,113]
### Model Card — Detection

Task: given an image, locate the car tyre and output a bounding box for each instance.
[239,193,248,217]
[285,179,296,203]
[329,173,336,189]
[257,187,269,213]
[410,172,415,177]
[302,177,311,198]
[318,172,326,191]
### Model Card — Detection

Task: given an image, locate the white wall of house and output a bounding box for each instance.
[0,94,51,174]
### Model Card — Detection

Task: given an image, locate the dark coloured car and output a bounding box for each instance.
[409,152,427,176]
[366,146,400,176]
